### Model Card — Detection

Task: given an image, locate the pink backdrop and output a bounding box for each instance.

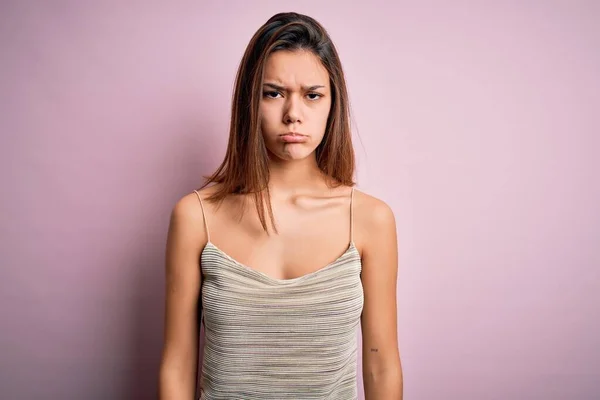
[1,1,598,399]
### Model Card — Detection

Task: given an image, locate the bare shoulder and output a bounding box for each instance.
[353,188,396,232]
[168,185,218,248]
[173,185,220,217]
[351,187,397,258]
[171,191,202,227]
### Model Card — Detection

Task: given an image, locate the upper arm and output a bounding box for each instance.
[159,193,206,397]
[359,197,402,376]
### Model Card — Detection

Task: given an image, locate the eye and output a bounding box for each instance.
[307,92,323,100]
[263,91,282,99]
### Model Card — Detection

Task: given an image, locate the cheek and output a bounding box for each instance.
[320,106,330,122]
[260,104,279,130]
[320,98,332,119]
[315,103,331,128]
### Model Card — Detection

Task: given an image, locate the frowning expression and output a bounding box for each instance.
[259,50,332,161]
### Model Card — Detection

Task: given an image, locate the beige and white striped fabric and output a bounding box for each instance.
[193,188,364,400]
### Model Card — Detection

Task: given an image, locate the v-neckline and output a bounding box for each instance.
[202,241,360,285]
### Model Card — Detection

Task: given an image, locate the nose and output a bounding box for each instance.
[283,95,302,124]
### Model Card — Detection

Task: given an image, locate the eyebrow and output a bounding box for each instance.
[263,82,326,91]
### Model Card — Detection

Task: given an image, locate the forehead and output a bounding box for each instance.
[263,50,329,88]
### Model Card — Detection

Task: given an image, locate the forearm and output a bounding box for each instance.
[363,367,403,400]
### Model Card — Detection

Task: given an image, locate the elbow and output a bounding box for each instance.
[364,364,403,384]
[159,362,197,400]
[364,355,403,380]
[363,363,403,399]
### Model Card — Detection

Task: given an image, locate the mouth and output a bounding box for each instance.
[279,131,306,136]
[279,132,308,143]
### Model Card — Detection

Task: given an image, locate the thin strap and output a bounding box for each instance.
[193,190,211,243]
[349,187,355,244]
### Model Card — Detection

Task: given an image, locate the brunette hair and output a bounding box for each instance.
[199,12,355,233]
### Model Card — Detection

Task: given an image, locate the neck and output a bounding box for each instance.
[266,153,327,195]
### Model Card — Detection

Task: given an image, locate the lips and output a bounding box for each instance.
[279,132,308,143]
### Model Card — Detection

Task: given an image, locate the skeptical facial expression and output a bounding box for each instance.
[259,50,332,161]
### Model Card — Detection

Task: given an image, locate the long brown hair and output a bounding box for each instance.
[199,12,355,234]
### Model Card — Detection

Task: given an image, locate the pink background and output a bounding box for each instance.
[1,1,599,399]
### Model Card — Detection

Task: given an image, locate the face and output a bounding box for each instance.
[259,50,332,162]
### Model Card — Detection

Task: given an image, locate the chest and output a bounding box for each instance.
[200,243,364,332]
[207,197,355,280]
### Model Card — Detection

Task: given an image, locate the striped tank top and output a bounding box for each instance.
[193,188,364,399]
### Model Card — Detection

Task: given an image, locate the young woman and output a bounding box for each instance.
[159,12,402,399]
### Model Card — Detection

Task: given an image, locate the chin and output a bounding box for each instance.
[270,147,315,162]
[279,152,312,161]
